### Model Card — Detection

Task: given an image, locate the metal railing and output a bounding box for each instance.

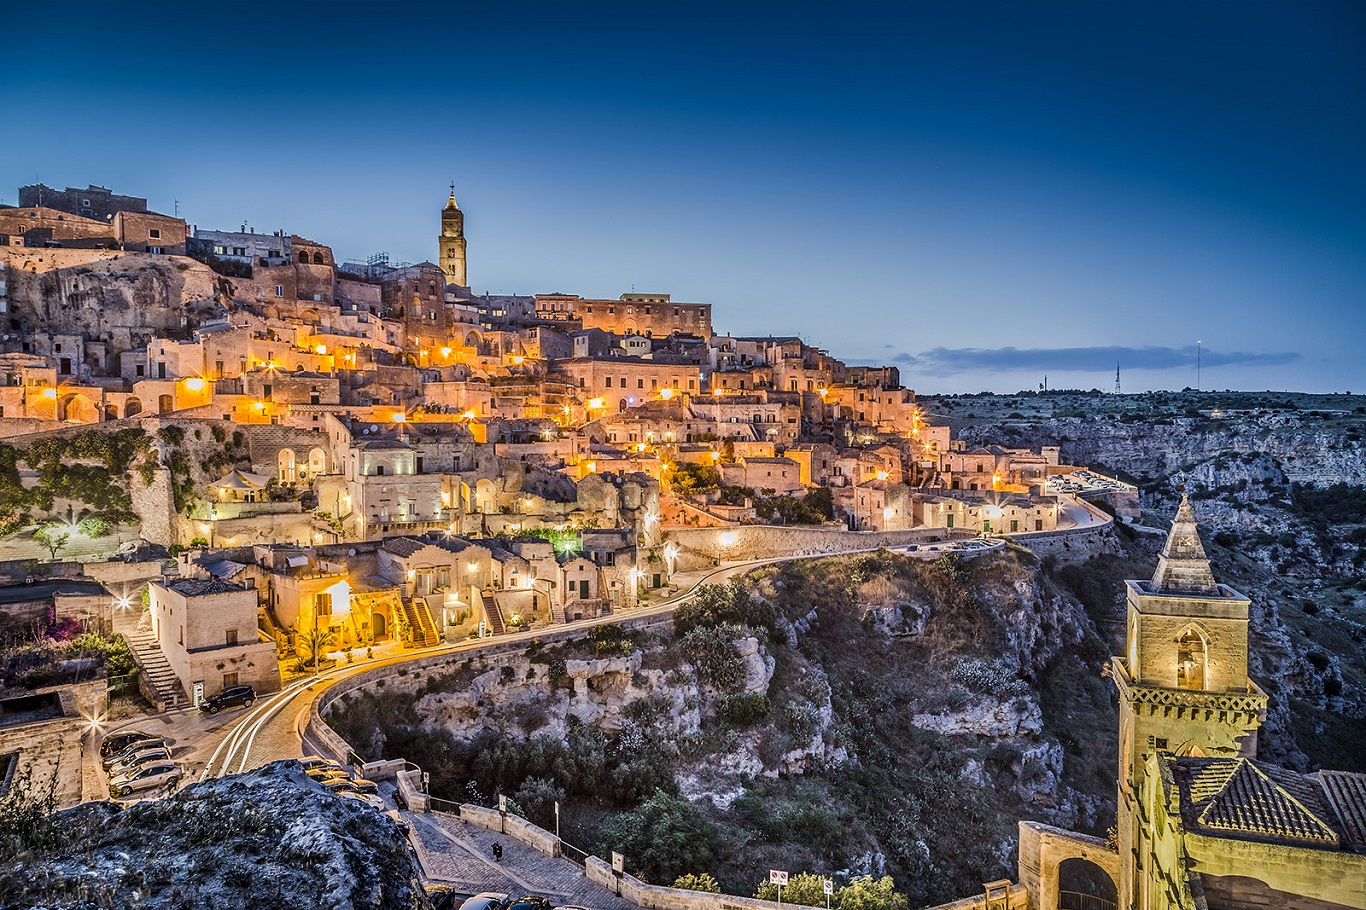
[1059,892,1116,910]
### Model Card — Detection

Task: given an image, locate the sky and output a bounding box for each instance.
[5,1,1365,394]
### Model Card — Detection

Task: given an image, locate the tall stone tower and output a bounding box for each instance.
[1112,494,1267,909]
[439,186,467,288]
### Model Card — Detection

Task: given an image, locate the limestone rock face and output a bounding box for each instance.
[736,636,775,694]
[911,696,1044,738]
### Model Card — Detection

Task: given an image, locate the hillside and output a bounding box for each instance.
[327,548,1119,907]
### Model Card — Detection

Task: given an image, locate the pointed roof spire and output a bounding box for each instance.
[445,183,460,211]
[1152,493,1220,595]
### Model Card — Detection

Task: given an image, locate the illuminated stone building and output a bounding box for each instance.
[439,187,468,288]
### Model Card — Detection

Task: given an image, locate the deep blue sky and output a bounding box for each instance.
[6,1,1365,393]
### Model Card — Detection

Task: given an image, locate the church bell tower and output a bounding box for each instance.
[439,185,467,288]
[1111,494,1267,909]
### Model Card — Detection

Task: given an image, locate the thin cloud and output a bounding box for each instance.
[884,345,1300,376]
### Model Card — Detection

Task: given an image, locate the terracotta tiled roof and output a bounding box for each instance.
[1176,758,1340,846]
[1318,770,1366,850]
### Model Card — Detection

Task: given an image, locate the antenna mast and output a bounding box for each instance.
[1115,362,1121,394]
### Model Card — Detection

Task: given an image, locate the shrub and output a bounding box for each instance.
[597,789,721,885]
[681,625,746,692]
[673,873,721,893]
[674,579,775,636]
[754,872,828,907]
[718,693,771,726]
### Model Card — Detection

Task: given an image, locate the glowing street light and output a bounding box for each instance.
[587,398,604,409]
[660,388,674,400]
[440,346,452,357]
[184,377,206,392]
[315,344,327,355]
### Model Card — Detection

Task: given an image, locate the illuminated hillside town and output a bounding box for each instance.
[0,182,1362,910]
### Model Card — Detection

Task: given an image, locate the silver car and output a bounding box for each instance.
[106,745,172,778]
[109,760,181,798]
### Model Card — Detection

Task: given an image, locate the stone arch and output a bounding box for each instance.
[464,331,480,349]
[1057,857,1118,910]
[308,447,327,476]
[298,250,308,264]
[103,404,118,421]
[58,394,94,423]
[124,397,142,417]
[460,481,473,514]
[475,478,497,514]
[371,612,388,639]
[618,398,627,412]
[157,394,173,414]
[1176,625,1208,690]
[313,251,325,265]
[278,449,297,482]
[1018,823,1119,910]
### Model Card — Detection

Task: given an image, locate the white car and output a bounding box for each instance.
[106,745,172,778]
[109,760,181,798]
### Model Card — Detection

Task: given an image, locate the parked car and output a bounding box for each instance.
[457,893,508,910]
[322,777,379,796]
[103,736,169,769]
[106,746,172,778]
[198,685,256,714]
[100,731,162,761]
[425,886,475,910]
[504,897,553,910]
[299,756,345,773]
[306,767,351,783]
[339,790,387,811]
[108,761,181,798]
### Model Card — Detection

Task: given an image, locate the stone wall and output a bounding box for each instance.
[130,466,177,546]
[667,525,964,562]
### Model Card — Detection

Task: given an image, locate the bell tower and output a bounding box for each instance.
[1111,494,1267,909]
[439,185,467,288]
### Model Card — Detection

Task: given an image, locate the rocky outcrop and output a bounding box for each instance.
[0,761,427,910]
[912,696,1043,738]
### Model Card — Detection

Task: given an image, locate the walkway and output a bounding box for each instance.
[406,810,635,910]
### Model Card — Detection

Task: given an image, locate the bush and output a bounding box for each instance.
[673,873,721,893]
[597,789,721,885]
[674,579,775,636]
[681,625,746,692]
[838,876,910,910]
[754,872,829,907]
[718,693,771,726]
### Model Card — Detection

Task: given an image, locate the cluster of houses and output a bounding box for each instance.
[0,181,1135,709]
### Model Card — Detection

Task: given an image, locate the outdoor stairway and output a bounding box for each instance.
[122,631,189,711]
[480,591,506,635]
[400,594,439,648]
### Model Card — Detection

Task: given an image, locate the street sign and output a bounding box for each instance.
[824,880,833,896]
[612,852,625,874]
[770,870,788,886]
[192,681,204,707]
[422,772,430,792]
[498,794,508,812]
[478,620,487,638]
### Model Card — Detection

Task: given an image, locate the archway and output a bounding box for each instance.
[103,404,118,421]
[60,394,96,423]
[313,251,325,265]
[371,612,388,639]
[308,447,327,476]
[278,449,297,482]
[1176,627,1207,690]
[1057,858,1118,910]
[157,394,173,414]
[124,397,143,417]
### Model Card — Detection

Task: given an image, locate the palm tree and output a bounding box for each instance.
[300,625,336,675]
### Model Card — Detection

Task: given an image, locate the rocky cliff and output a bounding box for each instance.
[0,761,428,910]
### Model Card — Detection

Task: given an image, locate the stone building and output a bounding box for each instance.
[147,576,281,702]
[536,292,713,339]
[190,227,292,266]
[18,183,147,220]
[1012,498,1366,910]
[112,211,187,255]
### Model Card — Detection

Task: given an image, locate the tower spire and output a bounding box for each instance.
[1151,493,1219,595]
[445,183,459,211]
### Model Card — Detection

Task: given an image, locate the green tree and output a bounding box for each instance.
[597,789,721,885]
[32,524,70,561]
[837,876,909,910]
[754,872,829,907]
[673,873,721,893]
[300,625,336,674]
[512,776,565,830]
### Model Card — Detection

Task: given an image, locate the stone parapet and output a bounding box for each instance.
[1110,658,1267,724]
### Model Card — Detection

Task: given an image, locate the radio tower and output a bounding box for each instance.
[1115,362,1121,394]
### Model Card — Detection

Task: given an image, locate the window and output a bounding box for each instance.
[81,199,90,207]
[637,378,644,389]
[375,464,386,476]
[605,377,612,388]
[136,365,145,377]
[275,286,284,298]
[225,629,238,646]
[1036,519,1044,531]
[149,229,161,240]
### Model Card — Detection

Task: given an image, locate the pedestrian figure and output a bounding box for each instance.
[492,842,503,862]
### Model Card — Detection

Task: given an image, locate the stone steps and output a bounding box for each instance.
[123,631,189,710]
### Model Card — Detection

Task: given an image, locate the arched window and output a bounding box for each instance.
[298,251,308,264]
[313,251,325,265]
[1177,627,1207,690]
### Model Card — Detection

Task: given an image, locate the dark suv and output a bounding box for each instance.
[198,685,256,714]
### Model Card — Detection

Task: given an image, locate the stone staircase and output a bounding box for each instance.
[122,631,189,711]
[400,593,439,648]
[480,591,506,636]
